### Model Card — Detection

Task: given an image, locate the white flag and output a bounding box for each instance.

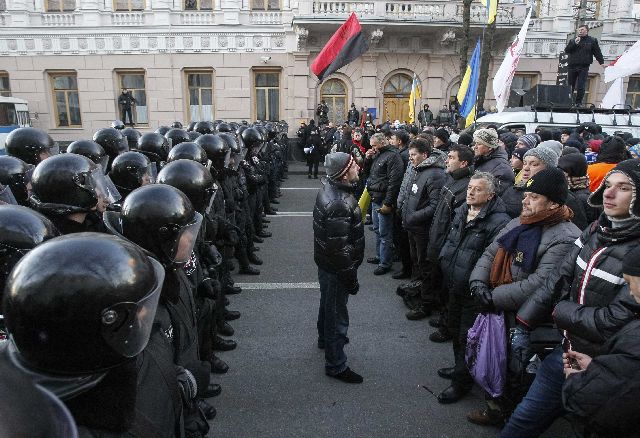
[493,8,533,113]
[604,40,640,83]
[601,77,625,109]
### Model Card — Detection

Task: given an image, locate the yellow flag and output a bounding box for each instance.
[465,106,476,128]
[479,0,498,24]
[358,188,371,221]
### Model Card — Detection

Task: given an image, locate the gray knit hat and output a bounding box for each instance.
[523,144,559,168]
[473,128,499,149]
[537,140,563,159]
[325,152,354,180]
[517,134,538,149]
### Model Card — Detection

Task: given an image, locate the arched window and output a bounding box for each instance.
[320,79,347,124]
[383,73,412,123]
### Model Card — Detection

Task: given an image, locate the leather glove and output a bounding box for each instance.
[346,280,360,295]
[342,270,359,295]
[378,204,393,215]
[471,283,494,313]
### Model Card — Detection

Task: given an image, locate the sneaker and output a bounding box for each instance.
[328,367,363,384]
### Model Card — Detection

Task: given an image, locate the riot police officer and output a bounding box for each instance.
[93,127,129,171]
[5,127,59,165]
[0,155,33,206]
[109,151,157,198]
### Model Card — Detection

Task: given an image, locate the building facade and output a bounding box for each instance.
[0,0,638,140]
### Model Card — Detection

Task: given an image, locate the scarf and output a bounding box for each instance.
[568,175,590,191]
[489,205,574,288]
[353,139,365,154]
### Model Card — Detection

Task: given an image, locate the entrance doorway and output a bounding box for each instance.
[383,73,412,123]
[320,79,347,124]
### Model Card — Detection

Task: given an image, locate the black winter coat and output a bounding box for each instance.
[562,318,640,438]
[571,187,601,224]
[439,196,510,296]
[565,35,604,67]
[364,145,404,207]
[474,148,515,195]
[427,166,473,261]
[313,178,365,284]
[517,217,640,357]
[400,151,447,234]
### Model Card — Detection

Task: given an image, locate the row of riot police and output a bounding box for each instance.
[0,119,289,437]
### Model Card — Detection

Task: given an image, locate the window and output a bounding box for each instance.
[186,71,214,122]
[50,72,82,127]
[251,0,280,10]
[320,79,347,124]
[626,77,640,110]
[114,0,144,11]
[45,0,75,11]
[0,72,10,97]
[0,0,6,11]
[184,0,213,10]
[512,74,538,92]
[253,70,280,121]
[573,0,600,19]
[117,71,148,125]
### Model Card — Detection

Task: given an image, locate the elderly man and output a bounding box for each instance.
[364,133,404,275]
[466,167,581,427]
[313,152,365,383]
[473,128,515,195]
[437,172,510,403]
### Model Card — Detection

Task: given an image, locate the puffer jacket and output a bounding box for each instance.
[470,216,581,312]
[439,196,510,296]
[517,216,640,357]
[474,148,515,195]
[401,149,447,234]
[313,177,365,282]
[562,317,640,438]
[426,166,473,261]
[364,145,404,207]
[572,186,601,224]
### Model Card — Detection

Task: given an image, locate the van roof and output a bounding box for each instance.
[476,108,640,130]
[0,96,28,105]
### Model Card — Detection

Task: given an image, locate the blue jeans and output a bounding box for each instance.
[499,346,566,438]
[317,267,350,376]
[372,201,394,268]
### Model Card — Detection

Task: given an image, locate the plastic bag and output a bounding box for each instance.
[465,311,507,398]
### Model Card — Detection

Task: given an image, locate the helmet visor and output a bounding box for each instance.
[87,167,122,205]
[162,212,203,265]
[100,256,164,358]
[204,185,218,215]
[0,184,17,205]
[139,163,157,186]
[48,143,60,157]
[98,155,110,174]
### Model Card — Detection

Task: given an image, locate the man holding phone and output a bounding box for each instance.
[564,25,604,106]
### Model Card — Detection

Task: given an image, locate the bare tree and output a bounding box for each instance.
[477,19,496,111]
[459,0,473,78]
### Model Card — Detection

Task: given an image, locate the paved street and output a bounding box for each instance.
[209,162,570,438]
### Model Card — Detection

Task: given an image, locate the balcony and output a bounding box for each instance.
[41,12,77,26]
[298,0,528,25]
[249,11,283,24]
[111,11,145,25]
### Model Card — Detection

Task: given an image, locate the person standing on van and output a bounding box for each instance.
[564,25,604,106]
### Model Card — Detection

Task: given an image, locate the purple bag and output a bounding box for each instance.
[465,311,507,398]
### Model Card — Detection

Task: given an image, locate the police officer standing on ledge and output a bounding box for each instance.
[118,88,137,126]
[564,24,604,106]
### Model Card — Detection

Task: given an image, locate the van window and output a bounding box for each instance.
[0,103,17,126]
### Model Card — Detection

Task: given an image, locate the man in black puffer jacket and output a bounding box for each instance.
[313,152,365,384]
[502,160,640,437]
[364,133,404,275]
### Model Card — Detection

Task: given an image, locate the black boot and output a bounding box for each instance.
[248,252,263,265]
[239,265,260,275]
[197,399,217,420]
[209,354,229,374]
[217,322,234,337]
[213,336,237,351]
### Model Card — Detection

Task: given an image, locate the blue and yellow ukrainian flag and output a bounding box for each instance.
[456,39,481,127]
[408,73,422,124]
[479,0,498,24]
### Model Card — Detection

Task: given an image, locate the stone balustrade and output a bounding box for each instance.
[181,11,216,24]
[312,1,375,16]
[249,11,282,24]
[111,12,144,26]
[41,12,76,26]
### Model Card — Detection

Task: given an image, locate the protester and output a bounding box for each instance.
[564,25,604,106]
[390,129,413,280]
[472,128,515,195]
[587,135,628,191]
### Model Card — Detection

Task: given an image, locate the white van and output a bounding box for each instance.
[473,107,640,137]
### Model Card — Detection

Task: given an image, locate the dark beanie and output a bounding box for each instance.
[324,152,354,180]
[458,132,473,146]
[435,128,450,144]
[512,147,528,162]
[558,153,588,177]
[500,132,518,152]
[589,159,640,217]
[524,167,569,205]
[623,246,640,276]
[561,146,581,156]
[596,136,627,163]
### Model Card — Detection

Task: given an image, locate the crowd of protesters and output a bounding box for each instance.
[309,107,640,437]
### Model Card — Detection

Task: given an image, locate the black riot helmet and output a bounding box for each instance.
[187,121,197,132]
[0,156,34,206]
[137,132,170,165]
[264,123,277,140]
[0,205,58,300]
[3,233,164,374]
[111,120,125,130]
[155,126,171,136]
[255,125,268,140]
[93,127,129,170]
[66,140,109,173]
[121,127,142,150]
[103,184,203,267]
[187,131,202,141]
[194,121,214,135]
[171,121,183,129]
[30,153,121,215]
[0,184,17,205]
[236,124,249,137]
[240,127,263,149]
[196,134,228,168]
[157,160,216,214]
[219,133,242,170]
[216,122,233,133]
[109,151,156,198]
[168,141,209,166]
[5,127,60,166]
[165,128,190,148]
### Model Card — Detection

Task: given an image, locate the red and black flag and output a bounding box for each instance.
[311,13,369,82]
